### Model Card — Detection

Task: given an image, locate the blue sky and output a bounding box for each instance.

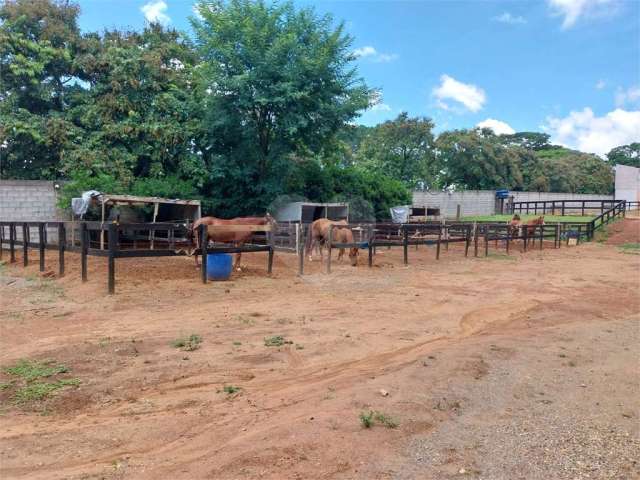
[76,0,639,156]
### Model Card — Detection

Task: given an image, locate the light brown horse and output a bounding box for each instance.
[188,215,274,270]
[524,215,545,236]
[305,218,358,266]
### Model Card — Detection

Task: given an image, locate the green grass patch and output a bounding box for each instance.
[3,359,68,382]
[13,379,80,404]
[359,410,399,429]
[462,214,594,223]
[619,242,640,254]
[484,253,517,261]
[221,385,241,395]
[171,334,202,351]
[2,359,80,405]
[264,335,293,347]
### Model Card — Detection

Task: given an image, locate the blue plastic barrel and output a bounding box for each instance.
[206,253,233,281]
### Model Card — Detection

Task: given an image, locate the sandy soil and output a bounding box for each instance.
[0,220,638,480]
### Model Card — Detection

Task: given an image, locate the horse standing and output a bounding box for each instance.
[507,214,522,237]
[524,215,545,236]
[189,215,274,270]
[305,218,358,266]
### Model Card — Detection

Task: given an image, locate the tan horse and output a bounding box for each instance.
[507,214,522,236]
[189,215,273,270]
[305,218,358,266]
[524,215,545,236]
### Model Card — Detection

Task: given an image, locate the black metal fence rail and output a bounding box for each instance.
[0,221,275,294]
[511,199,625,216]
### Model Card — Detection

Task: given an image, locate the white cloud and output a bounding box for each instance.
[141,0,170,25]
[595,79,606,90]
[476,118,516,135]
[543,108,640,157]
[352,46,398,63]
[547,0,616,29]
[615,85,640,108]
[493,12,527,24]
[432,74,486,113]
[370,103,392,112]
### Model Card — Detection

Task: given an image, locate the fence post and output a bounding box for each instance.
[506,225,511,254]
[297,223,304,276]
[464,225,470,257]
[581,202,585,216]
[107,223,117,294]
[367,225,373,268]
[561,202,566,216]
[0,225,3,260]
[436,226,441,260]
[326,225,333,274]
[484,226,489,257]
[539,225,543,250]
[403,226,408,265]
[10,223,16,263]
[58,223,66,276]
[523,224,528,252]
[473,223,479,257]
[200,223,207,284]
[80,223,88,282]
[267,226,274,275]
[22,223,29,267]
[38,223,46,272]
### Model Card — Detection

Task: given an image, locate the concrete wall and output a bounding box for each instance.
[615,165,640,203]
[0,180,66,242]
[412,189,614,217]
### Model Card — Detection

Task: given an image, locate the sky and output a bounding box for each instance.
[75,0,640,157]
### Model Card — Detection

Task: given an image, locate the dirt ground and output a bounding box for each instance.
[1,220,639,480]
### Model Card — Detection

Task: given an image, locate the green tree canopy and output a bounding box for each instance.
[356,112,437,188]
[606,143,640,168]
[0,0,82,179]
[191,0,371,214]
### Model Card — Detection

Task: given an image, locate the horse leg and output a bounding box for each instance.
[338,247,344,262]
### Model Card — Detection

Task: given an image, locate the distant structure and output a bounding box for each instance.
[273,201,348,223]
[614,164,640,204]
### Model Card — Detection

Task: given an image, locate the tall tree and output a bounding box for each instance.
[0,0,81,179]
[435,129,524,190]
[606,143,640,168]
[61,24,205,201]
[356,112,436,187]
[192,0,371,214]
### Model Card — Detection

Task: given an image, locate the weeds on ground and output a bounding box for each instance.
[221,385,241,394]
[172,334,202,351]
[264,335,293,347]
[484,253,516,261]
[232,341,242,346]
[1,359,80,405]
[619,243,640,254]
[359,410,399,429]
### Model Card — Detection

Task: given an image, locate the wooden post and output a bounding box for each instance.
[10,223,16,263]
[100,201,105,250]
[436,226,441,260]
[297,223,304,276]
[484,226,489,257]
[0,225,3,260]
[473,223,479,257]
[577,225,582,245]
[464,225,470,257]
[456,204,461,220]
[200,223,207,284]
[367,225,373,268]
[22,223,29,267]
[38,223,45,272]
[555,223,560,249]
[58,223,66,276]
[581,202,585,216]
[267,228,274,274]
[150,202,159,249]
[403,226,408,266]
[80,222,88,282]
[523,224,528,252]
[561,202,566,216]
[506,226,511,254]
[326,225,333,274]
[107,223,117,294]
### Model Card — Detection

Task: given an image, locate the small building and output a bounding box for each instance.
[615,164,640,205]
[273,202,349,223]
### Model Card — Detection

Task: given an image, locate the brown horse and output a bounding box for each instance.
[188,215,274,270]
[305,218,358,266]
[524,215,545,236]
